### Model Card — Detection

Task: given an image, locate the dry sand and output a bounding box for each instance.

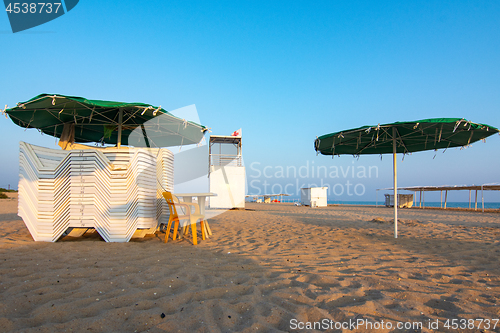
[1,194,499,332]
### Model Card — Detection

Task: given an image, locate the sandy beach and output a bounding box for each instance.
[1,194,499,332]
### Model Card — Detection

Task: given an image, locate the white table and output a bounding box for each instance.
[174,192,217,216]
[174,193,217,237]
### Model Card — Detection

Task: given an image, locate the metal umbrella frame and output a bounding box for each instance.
[314,118,499,238]
[3,94,207,147]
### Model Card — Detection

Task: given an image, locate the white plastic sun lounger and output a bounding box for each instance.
[18,142,173,242]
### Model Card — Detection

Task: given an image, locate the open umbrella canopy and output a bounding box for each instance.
[314,118,499,239]
[315,118,499,156]
[5,94,207,147]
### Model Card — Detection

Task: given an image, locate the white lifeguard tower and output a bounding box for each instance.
[208,135,245,209]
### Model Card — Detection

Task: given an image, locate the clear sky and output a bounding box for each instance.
[1,0,499,201]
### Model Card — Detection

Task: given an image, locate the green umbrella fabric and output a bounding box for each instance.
[315,118,499,156]
[5,94,207,146]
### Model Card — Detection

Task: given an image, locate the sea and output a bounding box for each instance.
[327,201,500,209]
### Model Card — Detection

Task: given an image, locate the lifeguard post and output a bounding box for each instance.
[209,135,245,209]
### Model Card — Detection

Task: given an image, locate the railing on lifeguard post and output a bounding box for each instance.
[208,135,245,209]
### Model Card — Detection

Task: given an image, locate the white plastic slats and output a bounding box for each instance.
[18,142,174,242]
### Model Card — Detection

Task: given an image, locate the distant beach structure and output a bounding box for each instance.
[376,184,500,212]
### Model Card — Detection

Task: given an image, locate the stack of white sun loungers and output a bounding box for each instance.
[18,141,173,242]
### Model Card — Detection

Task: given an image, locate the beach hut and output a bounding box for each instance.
[314,118,499,238]
[384,194,413,208]
[300,187,328,207]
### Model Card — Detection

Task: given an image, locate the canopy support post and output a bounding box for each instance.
[117,108,123,148]
[481,185,484,212]
[475,190,478,211]
[440,190,442,208]
[141,124,150,148]
[469,190,471,209]
[392,127,398,239]
[444,190,448,209]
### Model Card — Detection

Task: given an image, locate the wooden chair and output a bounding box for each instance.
[162,191,206,245]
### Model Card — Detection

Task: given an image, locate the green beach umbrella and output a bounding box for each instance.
[4,94,207,147]
[314,118,499,238]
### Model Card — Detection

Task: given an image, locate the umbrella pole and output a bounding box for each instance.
[393,127,398,238]
[117,108,123,148]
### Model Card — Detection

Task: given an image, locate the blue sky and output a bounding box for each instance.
[1,0,499,201]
